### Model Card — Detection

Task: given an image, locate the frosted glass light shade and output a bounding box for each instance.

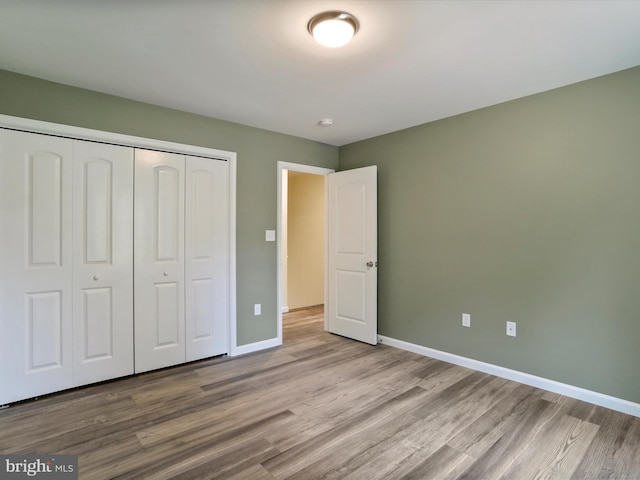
[308,12,359,48]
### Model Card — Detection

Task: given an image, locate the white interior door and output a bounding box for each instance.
[327,166,378,345]
[185,156,229,361]
[134,149,186,373]
[72,141,134,385]
[0,130,74,404]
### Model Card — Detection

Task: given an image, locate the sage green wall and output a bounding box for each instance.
[0,69,339,347]
[340,66,640,403]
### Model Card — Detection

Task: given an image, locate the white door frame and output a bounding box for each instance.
[277,161,334,344]
[0,114,238,356]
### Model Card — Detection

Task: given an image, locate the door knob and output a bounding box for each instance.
[367,261,374,268]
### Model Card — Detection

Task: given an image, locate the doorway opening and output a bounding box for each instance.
[277,162,334,345]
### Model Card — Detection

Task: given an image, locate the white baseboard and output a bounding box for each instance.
[230,337,281,357]
[378,335,640,418]
[282,306,290,313]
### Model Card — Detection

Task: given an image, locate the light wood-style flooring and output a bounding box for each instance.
[1,305,639,479]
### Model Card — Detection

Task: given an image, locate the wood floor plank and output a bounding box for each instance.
[366,386,539,480]
[1,305,638,480]
[611,418,640,479]
[411,374,521,441]
[446,383,544,458]
[321,424,420,480]
[282,413,419,480]
[261,386,432,478]
[415,365,477,396]
[571,412,640,480]
[0,392,139,452]
[413,358,457,380]
[542,390,610,425]
[224,463,277,480]
[570,407,634,479]
[261,409,335,453]
[119,436,280,480]
[498,413,599,480]
[193,350,299,384]
[89,411,290,479]
[401,445,472,480]
[319,409,478,480]
[456,398,564,479]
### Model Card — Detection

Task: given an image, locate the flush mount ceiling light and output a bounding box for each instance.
[308,11,359,48]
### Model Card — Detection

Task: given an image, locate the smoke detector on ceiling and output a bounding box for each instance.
[318,119,334,127]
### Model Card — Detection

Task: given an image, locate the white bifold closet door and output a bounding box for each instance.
[134,150,186,373]
[0,130,134,404]
[72,141,134,385]
[134,150,228,373]
[185,156,229,362]
[0,131,74,404]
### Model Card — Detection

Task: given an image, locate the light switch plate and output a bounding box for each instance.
[265,230,276,242]
[462,313,471,327]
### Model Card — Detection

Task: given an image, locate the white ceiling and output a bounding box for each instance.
[1,0,640,146]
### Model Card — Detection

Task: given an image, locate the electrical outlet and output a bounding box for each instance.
[506,321,516,337]
[462,313,471,328]
[254,304,261,316]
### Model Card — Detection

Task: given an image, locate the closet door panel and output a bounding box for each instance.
[185,157,229,361]
[134,149,185,373]
[72,141,134,385]
[0,130,74,404]
[27,291,65,370]
[156,282,181,345]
